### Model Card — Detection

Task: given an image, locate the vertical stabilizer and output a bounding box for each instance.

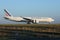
[4,9,11,16]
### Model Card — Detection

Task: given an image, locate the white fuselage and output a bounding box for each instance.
[4,16,54,23]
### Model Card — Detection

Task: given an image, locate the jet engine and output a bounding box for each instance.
[32,20,39,24]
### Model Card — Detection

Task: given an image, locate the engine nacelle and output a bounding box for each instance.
[32,20,39,24]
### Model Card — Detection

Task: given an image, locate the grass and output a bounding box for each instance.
[0,24,60,27]
[0,24,60,39]
[0,24,60,33]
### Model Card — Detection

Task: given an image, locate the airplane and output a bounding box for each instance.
[4,9,54,24]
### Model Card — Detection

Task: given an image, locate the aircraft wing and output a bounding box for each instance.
[20,16,33,21]
[20,16,35,24]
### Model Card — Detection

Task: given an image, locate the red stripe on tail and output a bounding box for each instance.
[4,9,11,16]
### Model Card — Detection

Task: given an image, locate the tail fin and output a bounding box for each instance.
[4,9,11,16]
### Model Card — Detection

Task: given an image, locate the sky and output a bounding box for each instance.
[0,0,60,24]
